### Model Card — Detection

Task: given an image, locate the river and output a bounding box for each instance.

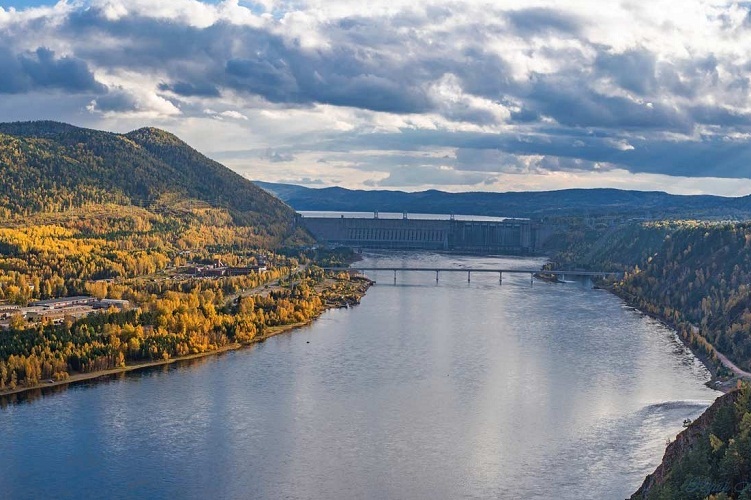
[0,252,719,499]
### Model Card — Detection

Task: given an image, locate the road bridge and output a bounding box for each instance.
[323,267,621,284]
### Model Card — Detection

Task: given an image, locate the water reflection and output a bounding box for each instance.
[0,252,719,500]
[0,347,251,407]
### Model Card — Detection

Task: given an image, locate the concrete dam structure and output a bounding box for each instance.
[299,213,549,254]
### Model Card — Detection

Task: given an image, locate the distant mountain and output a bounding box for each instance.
[0,121,300,245]
[256,181,751,219]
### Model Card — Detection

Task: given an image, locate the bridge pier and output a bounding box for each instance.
[320,267,621,284]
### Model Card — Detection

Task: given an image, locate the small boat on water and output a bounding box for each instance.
[683,418,692,427]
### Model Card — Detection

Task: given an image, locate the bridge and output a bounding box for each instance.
[323,267,622,284]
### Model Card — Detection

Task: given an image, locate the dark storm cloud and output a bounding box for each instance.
[595,49,657,96]
[505,7,583,35]
[3,1,751,184]
[321,126,751,179]
[510,108,540,123]
[663,55,720,99]
[689,105,751,126]
[0,92,100,124]
[25,4,699,130]
[451,48,514,100]
[90,88,139,112]
[0,46,105,94]
[158,81,220,97]
[525,77,689,131]
[63,10,225,69]
[61,8,435,114]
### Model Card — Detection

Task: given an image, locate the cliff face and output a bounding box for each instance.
[631,389,746,499]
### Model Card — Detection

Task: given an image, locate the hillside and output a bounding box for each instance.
[255,181,750,219]
[0,121,301,246]
[544,221,751,498]
[631,386,751,499]
[0,122,379,398]
[550,220,751,373]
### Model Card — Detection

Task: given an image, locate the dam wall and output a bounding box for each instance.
[300,215,546,254]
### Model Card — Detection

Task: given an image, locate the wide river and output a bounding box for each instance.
[0,252,719,499]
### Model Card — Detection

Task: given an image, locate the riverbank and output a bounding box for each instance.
[0,276,373,403]
[600,283,743,394]
[533,272,564,284]
[1,251,719,499]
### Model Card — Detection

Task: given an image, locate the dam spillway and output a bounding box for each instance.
[298,213,548,254]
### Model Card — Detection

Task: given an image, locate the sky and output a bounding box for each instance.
[2,1,751,195]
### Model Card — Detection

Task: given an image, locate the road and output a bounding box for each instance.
[715,349,751,380]
[224,265,307,307]
[691,324,751,381]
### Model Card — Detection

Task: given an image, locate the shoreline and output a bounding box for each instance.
[0,320,313,400]
[5,269,740,400]
[0,278,373,402]
[600,283,744,394]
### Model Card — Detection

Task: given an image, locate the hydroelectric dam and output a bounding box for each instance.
[298,212,552,254]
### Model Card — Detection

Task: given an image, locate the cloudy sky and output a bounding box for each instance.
[3,0,751,195]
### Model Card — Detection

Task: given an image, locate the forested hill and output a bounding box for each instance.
[256,181,751,219]
[550,220,751,373]
[0,121,300,246]
[547,221,751,499]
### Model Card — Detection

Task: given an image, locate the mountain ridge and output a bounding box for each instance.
[256,181,749,219]
[0,121,301,246]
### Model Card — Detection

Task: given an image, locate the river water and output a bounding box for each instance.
[0,252,719,499]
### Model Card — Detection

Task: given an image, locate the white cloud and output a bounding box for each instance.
[0,0,751,195]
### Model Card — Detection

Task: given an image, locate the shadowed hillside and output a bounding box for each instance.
[0,121,303,246]
[256,181,751,220]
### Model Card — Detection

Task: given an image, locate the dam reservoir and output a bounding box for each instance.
[0,252,719,499]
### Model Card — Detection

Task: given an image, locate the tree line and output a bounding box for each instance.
[0,268,366,391]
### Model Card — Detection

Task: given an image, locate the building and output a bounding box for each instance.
[20,296,133,325]
[95,299,131,311]
[31,296,98,309]
[26,306,94,324]
[226,266,267,276]
[299,213,550,254]
[18,306,45,319]
[201,267,228,277]
[179,265,268,277]
[0,305,20,320]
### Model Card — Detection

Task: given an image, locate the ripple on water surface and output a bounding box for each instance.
[0,252,720,500]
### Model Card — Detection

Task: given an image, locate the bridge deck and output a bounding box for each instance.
[323,267,620,277]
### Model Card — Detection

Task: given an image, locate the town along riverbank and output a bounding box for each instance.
[0,273,373,404]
